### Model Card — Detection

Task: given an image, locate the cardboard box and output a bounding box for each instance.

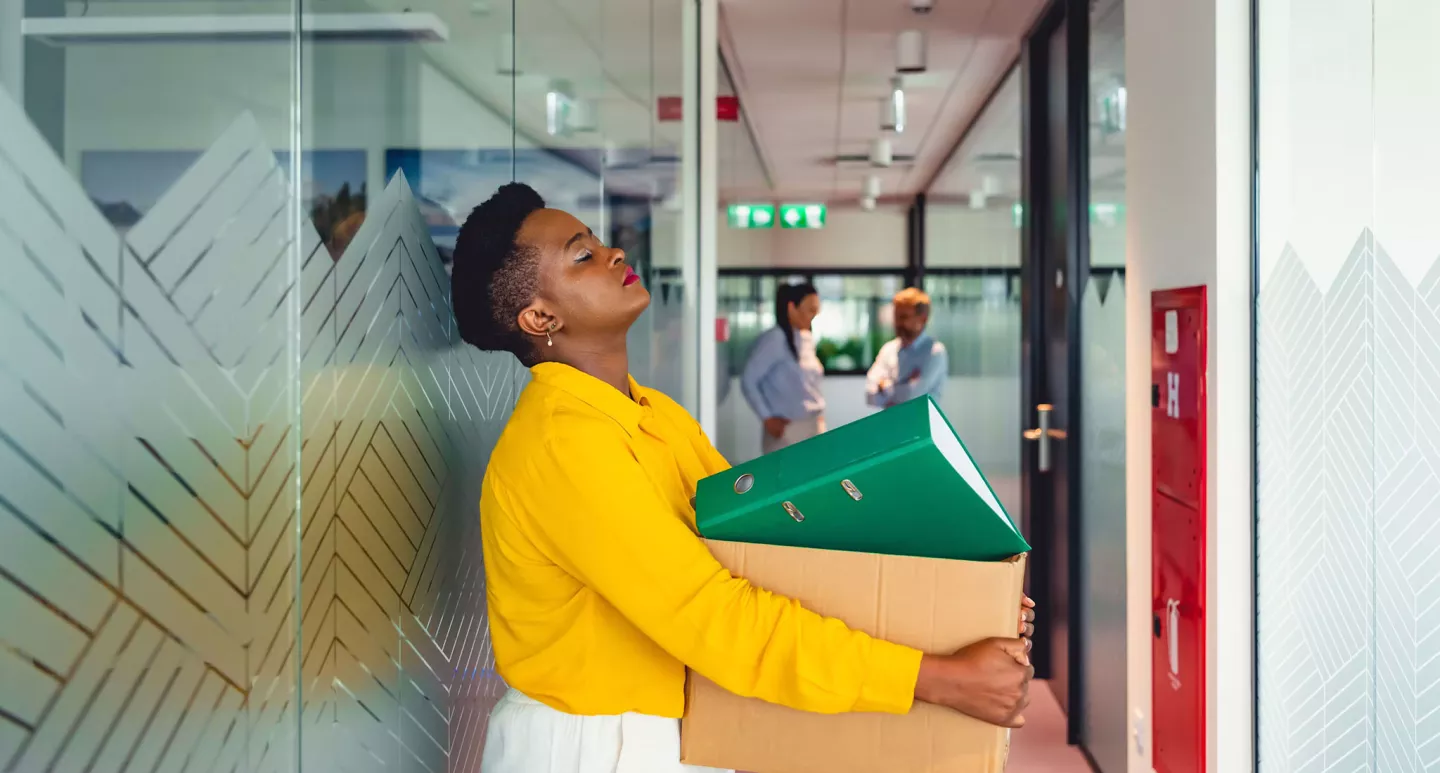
[681,540,1027,773]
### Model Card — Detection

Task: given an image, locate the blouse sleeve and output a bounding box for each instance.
[497,420,923,715]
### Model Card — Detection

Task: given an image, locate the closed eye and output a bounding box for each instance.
[574,249,593,263]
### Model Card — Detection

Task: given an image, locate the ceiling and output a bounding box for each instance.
[717,0,1045,204]
[926,65,1020,202]
[63,0,1099,207]
[897,0,1129,207]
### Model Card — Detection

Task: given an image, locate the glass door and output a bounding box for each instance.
[1021,0,1084,740]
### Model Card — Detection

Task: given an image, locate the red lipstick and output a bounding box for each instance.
[623,266,640,286]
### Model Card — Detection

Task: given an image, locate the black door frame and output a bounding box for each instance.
[1020,0,1090,748]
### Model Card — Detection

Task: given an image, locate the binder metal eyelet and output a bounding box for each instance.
[841,479,863,501]
[733,474,755,494]
[782,501,804,523]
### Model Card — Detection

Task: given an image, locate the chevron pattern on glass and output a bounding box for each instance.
[1259,232,1440,771]
[0,84,519,772]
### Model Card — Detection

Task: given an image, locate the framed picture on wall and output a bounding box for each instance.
[81,149,368,260]
[383,148,604,269]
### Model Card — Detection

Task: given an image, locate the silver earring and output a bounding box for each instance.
[547,323,556,347]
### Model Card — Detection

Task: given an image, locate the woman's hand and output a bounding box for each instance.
[1019,595,1036,639]
[915,638,1033,728]
[764,416,790,439]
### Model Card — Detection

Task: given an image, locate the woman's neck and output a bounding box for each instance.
[558,345,632,398]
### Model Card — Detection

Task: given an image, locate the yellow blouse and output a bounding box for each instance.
[480,363,922,719]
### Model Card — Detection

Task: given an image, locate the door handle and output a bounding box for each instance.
[1023,404,1066,473]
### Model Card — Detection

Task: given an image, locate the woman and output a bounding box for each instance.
[450,183,1035,773]
[740,281,826,454]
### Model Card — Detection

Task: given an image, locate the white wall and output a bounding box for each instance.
[925,205,1020,268]
[718,205,907,268]
[715,204,1028,271]
[925,204,1125,270]
[1126,0,1252,771]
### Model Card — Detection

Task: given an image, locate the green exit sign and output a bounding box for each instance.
[780,203,827,229]
[727,203,775,229]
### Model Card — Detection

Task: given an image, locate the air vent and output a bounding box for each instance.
[829,154,916,166]
[973,152,1021,163]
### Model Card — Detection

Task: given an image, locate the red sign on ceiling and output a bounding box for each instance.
[656,96,740,123]
[657,96,683,122]
[717,96,739,122]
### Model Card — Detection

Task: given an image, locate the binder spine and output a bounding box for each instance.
[713,437,931,531]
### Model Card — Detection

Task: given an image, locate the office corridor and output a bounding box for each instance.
[1009,682,1094,772]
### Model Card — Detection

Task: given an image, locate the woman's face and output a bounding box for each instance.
[516,208,650,344]
[787,293,821,331]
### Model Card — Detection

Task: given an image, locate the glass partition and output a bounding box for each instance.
[0,2,700,769]
[1256,0,1440,768]
[1079,0,1128,768]
[1,4,307,771]
[921,66,1023,517]
[714,270,905,463]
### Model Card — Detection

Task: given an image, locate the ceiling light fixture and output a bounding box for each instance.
[546,80,576,136]
[21,13,450,44]
[870,138,893,167]
[863,175,882,199]
[896,30,927,74]
[861,196,878,212]
[882,77,906,134]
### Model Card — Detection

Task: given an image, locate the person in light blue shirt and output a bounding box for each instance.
[741,281,826,454]
[866,287,948,408]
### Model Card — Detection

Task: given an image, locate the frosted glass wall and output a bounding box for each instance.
[0,2,696,769]
[1257,0,1440,769]
[1078,1,1127,770]
[922,66,1024,518]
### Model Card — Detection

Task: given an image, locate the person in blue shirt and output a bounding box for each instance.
[866,287,948,408]
[741,281,825,454]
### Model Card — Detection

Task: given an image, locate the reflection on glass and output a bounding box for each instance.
[919,65,1023,516]
[713,272,904,463]
[719,273,904,376]
[922,272,1023,378]
[1,0,697,769]
[1078,0,1128,769]
[2,3,309,770]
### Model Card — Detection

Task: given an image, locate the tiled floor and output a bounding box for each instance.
[1007,681,1093,772]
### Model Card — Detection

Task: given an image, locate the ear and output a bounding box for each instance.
[516,303,561,339]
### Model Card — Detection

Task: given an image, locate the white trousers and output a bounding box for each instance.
[760,414,825,455]
[480,689,731,773]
